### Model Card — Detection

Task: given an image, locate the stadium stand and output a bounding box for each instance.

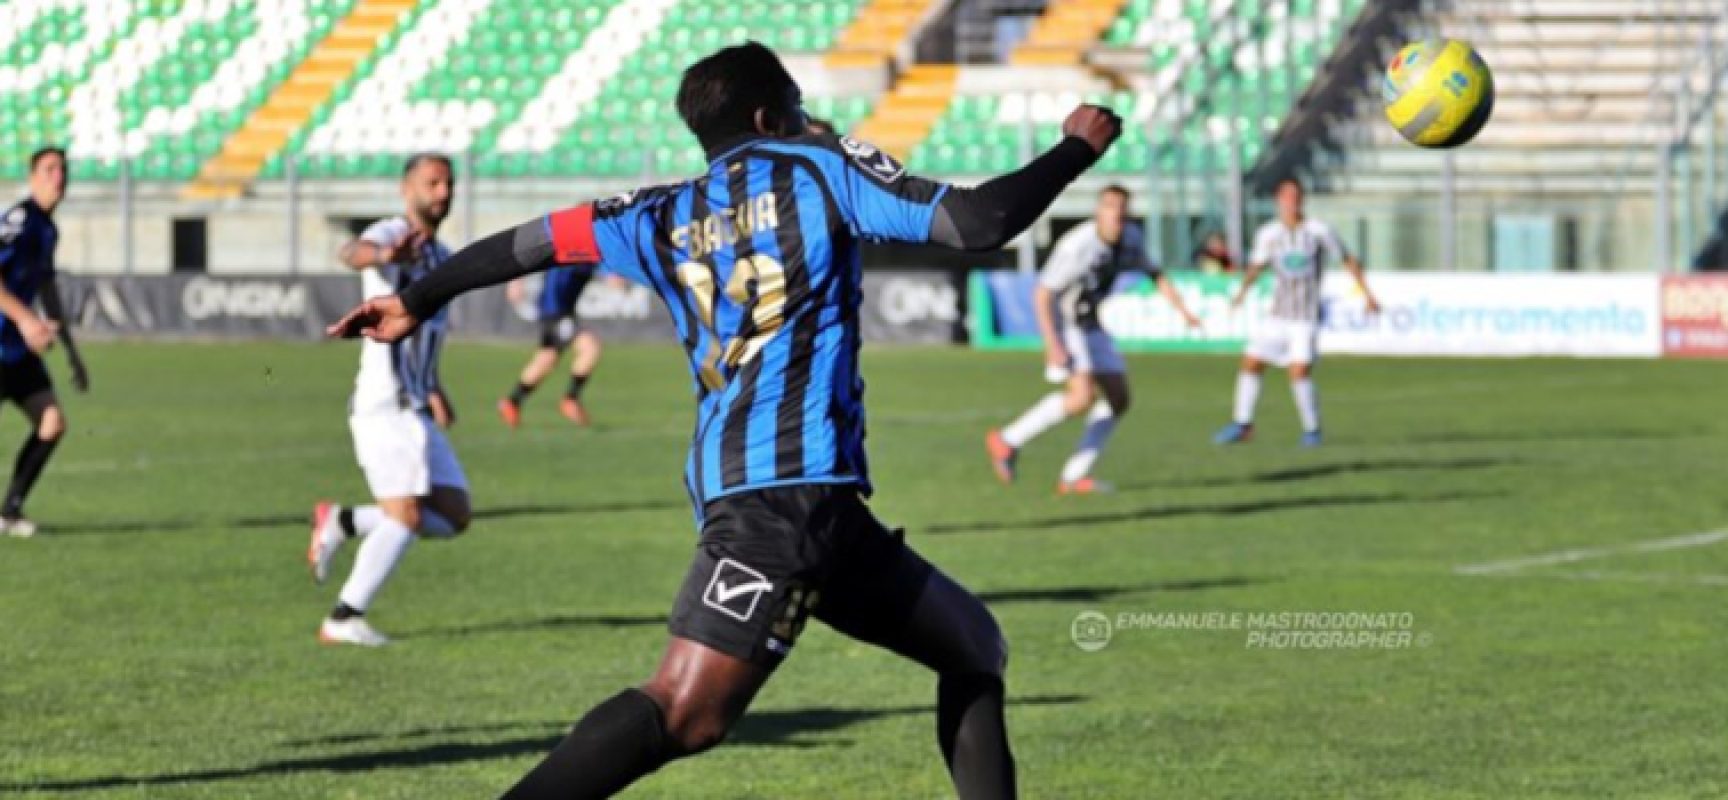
[0,0,1369,187]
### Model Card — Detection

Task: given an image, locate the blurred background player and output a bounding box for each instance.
[986,185,1201,494]
[0,147,88,537]
[1214,177,1380,447]
[306,153,472,646]
[499,264,603,427]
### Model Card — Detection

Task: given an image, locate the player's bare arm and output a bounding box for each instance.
[1343,255,1381,313]
[428,391,455,429]
[1032,284,1067,369]
[1230,263,1266,309]
[338,229,425,271]
[0,285,55,354]
[1156,273,1204,329]
[37,276,86,391]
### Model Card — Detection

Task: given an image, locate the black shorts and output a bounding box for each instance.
[669,484,936,666]
[0,355,52,405]
[537,316,583,351]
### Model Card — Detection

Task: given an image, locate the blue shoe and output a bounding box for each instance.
[1213,422,1254,445]
[1300,430,1323,448]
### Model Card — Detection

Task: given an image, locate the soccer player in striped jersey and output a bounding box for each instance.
[330,42,1120,799]
[306,153,472,647]
[986,185,1201,494]
[0,147,88,537]
[1214,177,1380,447]
[498,264,603,427]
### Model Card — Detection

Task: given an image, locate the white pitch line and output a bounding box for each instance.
[1470,570,1728,587]
[1455,529,1728,576]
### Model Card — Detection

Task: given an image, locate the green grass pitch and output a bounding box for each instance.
[1,342,1725,798]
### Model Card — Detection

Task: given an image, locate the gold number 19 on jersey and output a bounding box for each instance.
[676,254,788,391]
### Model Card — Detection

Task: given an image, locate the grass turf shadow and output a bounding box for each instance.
[925,490,1499,535]
[2,696,1085,792]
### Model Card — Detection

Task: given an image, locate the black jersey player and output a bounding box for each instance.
[331,43,1121,799]
[0,147,88,537]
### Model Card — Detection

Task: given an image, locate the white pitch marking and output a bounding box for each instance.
[1455,529,1728,576]
[1474,570,1728,588]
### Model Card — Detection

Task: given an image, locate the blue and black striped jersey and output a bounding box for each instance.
[542,134,949,513]
[0,200,56,364]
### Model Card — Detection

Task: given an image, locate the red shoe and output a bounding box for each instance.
[1057,477,1114,495]
[985,429,1017,484]
[498,398,521,429]
[560,396,591,426]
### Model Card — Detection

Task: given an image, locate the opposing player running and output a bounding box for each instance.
[0,146,88,537]
[329,42,1119,799]
[498,264,602,427]
[1214,177,1379,447]
[307,153,472,646]
[985,184,1200,494]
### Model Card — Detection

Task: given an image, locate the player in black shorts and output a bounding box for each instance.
[0,147,89,537]
[330,42,1121,798]
[499,264,604,427]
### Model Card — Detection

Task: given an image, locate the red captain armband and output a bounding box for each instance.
[547,203,600,264]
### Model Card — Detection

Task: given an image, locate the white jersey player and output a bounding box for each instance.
[1214,177,1379,447]
[306,154,473,646]
[987,185,1201,493]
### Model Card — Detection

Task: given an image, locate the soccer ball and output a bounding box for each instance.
[1382,39,1494,148]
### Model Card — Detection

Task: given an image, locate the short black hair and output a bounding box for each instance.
[1100,184,1131,202]
[29,146,66,171]
[1274,176,1304,194]
[676,42,799,151]
[402,152,453,179]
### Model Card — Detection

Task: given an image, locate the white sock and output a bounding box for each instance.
[1232,372,1262,425]
[417,509,460,539]
[1002,392,1069,448]
[1292,378,1320,433]
[349,505,384,537]
[1060,401,1118,483]
[337,516,414,613]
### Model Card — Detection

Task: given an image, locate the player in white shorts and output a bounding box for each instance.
[1214,177,1379,447]
[987,185,1201,493]
[305,154,472,646]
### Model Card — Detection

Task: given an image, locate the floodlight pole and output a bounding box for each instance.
[120,156,134,275]
[286,153,301,274]
[1441,150,1457,271]
[1656,140,1673,273]
[1225,126,1244,270]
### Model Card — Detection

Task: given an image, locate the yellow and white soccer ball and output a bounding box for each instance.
[1382,39,1494,148]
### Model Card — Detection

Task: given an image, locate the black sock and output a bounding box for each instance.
[330,602,364,620]
[508,382,536,405]
[2,434,59,518]
[937,674,1016,800]
[501,688,675,800]
[337,508,358,538]
[566,374,589,399]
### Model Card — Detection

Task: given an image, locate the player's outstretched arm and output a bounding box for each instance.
[1230,264,1265,309]
[1342,255,1382,314]
[1155,273,1204,329]
[927,105,1122,252]
[328,221,568,341]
